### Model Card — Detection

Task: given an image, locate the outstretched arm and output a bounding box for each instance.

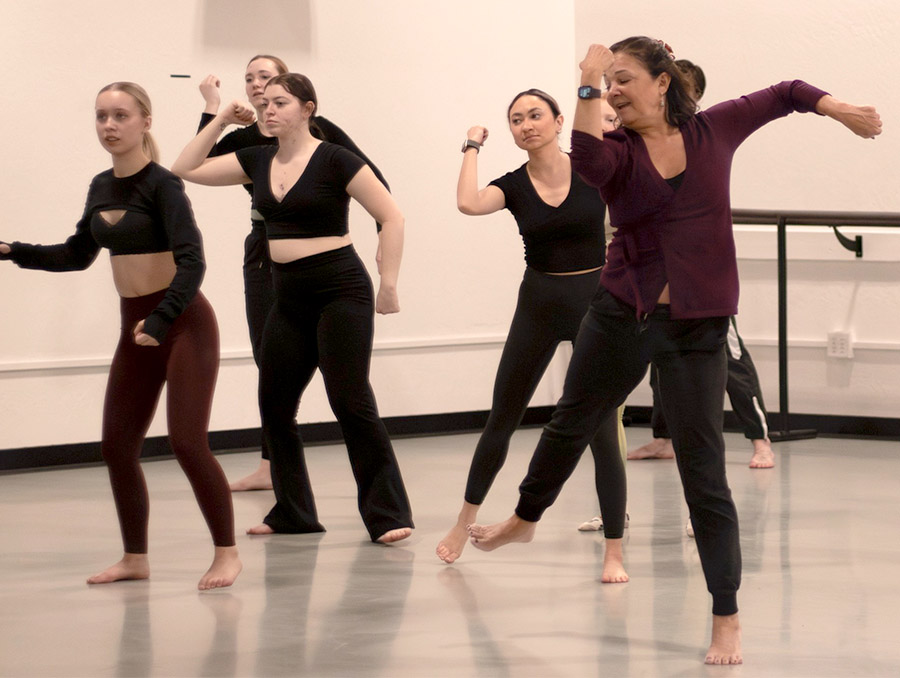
[172,100,255,185]
[573,44,616,139]
[0,189,101,271]
[815,95,882,138]
[346,166,404,314]
[456,126,505,215]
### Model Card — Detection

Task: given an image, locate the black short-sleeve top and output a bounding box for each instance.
[488,160,606,273]
[235,142,366,240]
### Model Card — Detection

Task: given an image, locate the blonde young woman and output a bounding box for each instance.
[0,82,240,590]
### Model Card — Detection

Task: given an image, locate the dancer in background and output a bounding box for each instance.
[195,54,390,491]
[436,89,628,583]
[173,73,413,544]
[0,82,240,590]
[468,37,880,664]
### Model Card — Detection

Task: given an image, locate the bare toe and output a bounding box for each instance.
[376,527,412,544]
[246,523,275,535]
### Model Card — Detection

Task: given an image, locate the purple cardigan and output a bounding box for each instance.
[571,80,828,319]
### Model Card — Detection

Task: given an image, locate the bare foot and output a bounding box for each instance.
[376,527,413,544]
[706,613,742,664]
[229,459,273,492]
[601,538,629,583]
[627,438,675,460]
[86,553,150,585]
[437,502,479,563]
[246,523,275,535]
[198,546,243,591]
[467,515,536,552]
[749,438,775,469]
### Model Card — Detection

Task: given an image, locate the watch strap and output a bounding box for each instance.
[461,139,482,153]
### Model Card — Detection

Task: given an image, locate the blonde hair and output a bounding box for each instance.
[97,82,160,162]
[247,54,289,75]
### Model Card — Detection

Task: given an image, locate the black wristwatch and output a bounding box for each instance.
[461,139,482,153]
[577,85,605,100]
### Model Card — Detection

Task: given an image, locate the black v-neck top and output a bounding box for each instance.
[235,143,365,240]
[488,160,606,272]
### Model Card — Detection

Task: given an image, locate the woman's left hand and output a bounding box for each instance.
[375,285,400,314]
[818,96,883,139]
[132,319,160,347]
[840,104,882,139]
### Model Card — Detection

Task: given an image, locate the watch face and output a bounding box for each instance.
[578,86,591,98]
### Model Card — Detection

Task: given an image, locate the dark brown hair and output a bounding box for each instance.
[675,59,706,100]
[265,73,324,139]
[609,36,697,127]
[507,88,562,120]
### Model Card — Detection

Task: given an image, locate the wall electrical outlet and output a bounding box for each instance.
[826,331,854,359]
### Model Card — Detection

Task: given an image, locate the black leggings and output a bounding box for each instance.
[516,286,740,616]
[243,221,275,460]
[463,267,625,537]
[102,290,234,553]
[259,245,413,541]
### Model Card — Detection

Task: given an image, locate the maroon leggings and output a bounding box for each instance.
[101,290,234,553]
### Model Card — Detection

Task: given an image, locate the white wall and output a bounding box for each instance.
[0,0,577,449]
[0,1,897,454]
[575,0,900,420]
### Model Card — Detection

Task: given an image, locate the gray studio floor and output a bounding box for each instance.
[1,427,898,677]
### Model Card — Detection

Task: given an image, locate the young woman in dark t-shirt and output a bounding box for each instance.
[173,73,412,545]
[0,82,240,590]
[195,54,390,492]
[435,89,628,582]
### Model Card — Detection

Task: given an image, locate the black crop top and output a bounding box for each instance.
[0,162,204,343]
[235,143,366,240]
[488,160,606,273]
[198,113,389,232]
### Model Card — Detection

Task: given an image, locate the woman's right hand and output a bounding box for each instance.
[221,100,256,127]
[579,44,615,78]
[0,243,10,255]
[199,75,221,112]
[467,126,489,145]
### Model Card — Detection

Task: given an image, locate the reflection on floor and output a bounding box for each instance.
[1,428,898,677]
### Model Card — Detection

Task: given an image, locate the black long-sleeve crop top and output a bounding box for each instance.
[0,162,204,342]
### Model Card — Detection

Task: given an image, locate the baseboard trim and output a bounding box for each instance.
[1,407,897,472]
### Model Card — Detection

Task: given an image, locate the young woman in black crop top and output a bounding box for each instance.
[434,89,629,581]
[173,73,413,544]
[0,82,241,590]
[195,54,391,492]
